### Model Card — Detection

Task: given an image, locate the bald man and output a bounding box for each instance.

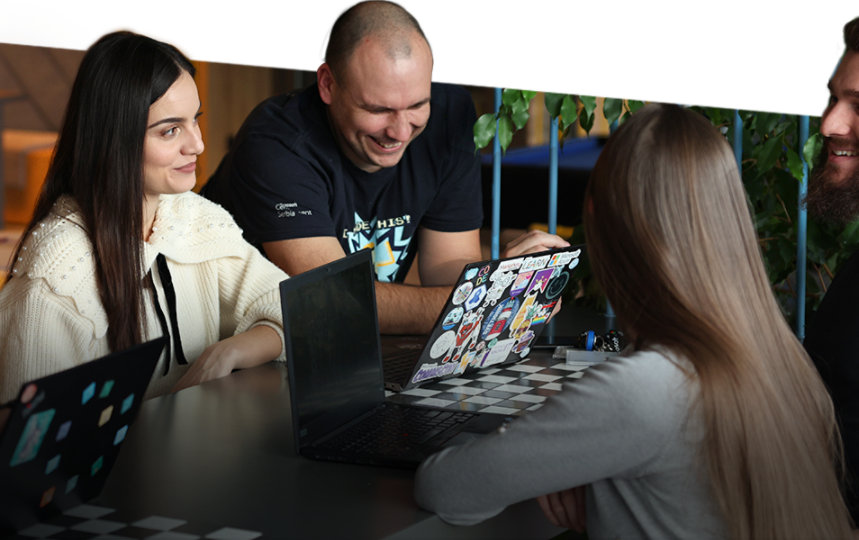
[203,1,566,334]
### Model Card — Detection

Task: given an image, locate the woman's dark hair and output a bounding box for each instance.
[10,30,195,352]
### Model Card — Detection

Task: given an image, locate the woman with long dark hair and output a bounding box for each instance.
[414,104,853,538]
[0,31,287,402]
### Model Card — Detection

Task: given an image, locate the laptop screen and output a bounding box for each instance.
[0,337,164,535]
[280,249,385,450]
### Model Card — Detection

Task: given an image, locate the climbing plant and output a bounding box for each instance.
[473,92,859,326]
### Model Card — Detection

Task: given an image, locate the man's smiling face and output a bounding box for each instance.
[806,50,859,224]
[321,31,432,174]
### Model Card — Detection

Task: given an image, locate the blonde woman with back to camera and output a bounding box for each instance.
[414,103,853,539]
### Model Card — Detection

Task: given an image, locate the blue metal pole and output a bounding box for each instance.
[733,110,743,173]
[548,117,559,235]
[796,115,809,339]
[492,88,502,259]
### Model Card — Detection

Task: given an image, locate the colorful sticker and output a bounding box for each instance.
[464,284,487,311]
[121,394,135,415]
[56,420,72,442]
[81,382,96,405]
[521,255,550,272]
[481,339,516,367]
[429,330,456,359]
[99,380,115,399]
[98,405,114,428]
[548,252,575,267]
[21,384,38,404]
[114,425,128,446]
[411,362,458,384]
[65,475,79,494]
[451,281,473,305]
[457,350,475,375]
[445,311,483,363]
[464,267,478,281]
[45,454,61,475]
[481,297,520,341]
[530,300,558,326]
[514,330,536,354]
[10,409,55,467]
[526,268,556,295]
[40,486,56,508]
[545,271,570,299]
[509,293,539,334]
[569,257,580,270]
[509,272,533,298]
[441,306,465,330]
[498,257,524,272]
[485,271,516,306]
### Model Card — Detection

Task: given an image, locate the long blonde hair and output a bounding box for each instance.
[584,103,852,539]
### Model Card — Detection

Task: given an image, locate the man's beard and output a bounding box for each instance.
[804,146,859,226]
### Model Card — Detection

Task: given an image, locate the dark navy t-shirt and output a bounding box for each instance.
[202,83,482,283]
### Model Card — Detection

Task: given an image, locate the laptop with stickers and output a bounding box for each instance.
[0,337,165,536]
[382,244,584,391]
[279,250,507,469]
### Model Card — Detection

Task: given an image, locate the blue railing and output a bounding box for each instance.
[489,92,811,336]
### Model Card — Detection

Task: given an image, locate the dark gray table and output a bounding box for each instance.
[95,361,568,539]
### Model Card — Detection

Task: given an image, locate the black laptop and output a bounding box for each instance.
[382,245,584,391]
[0,338,165,536]
[279,250,508,469]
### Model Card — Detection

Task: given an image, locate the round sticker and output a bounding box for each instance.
[429,330,456,359]
[452,281,473,305]
[464,267,478,281]
[441,306,464,330]
[569,258,580,270]
[545,271,570,299]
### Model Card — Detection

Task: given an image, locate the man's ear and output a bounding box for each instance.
[317,63,335,105]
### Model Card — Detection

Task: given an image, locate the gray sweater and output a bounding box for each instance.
[413,348,726,539]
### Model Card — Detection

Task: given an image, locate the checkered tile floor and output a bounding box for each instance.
[386,352,597,416]
[8,504,261,539]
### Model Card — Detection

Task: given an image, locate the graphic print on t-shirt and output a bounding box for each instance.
[343,212,413,282]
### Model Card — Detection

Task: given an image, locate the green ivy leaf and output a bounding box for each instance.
[785,148,804,182]
[521,90,537,101]
[803,133,823,171]
[603,98,623,126]
[579,107,595,134]
[544,93,565,118]
[579,95,597,116]
[497,115,514,153]
[560,95,578,132]
[512,107,530,130]
[473,113,498,151]
[626,100,645,114]
[502,88,521,108]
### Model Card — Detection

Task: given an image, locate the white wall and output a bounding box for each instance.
[0,0,855,116]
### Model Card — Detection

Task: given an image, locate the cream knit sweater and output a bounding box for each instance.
[0,192,288,403]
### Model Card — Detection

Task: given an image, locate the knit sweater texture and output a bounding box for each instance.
[414,348,725,539]
[0,192,287,402]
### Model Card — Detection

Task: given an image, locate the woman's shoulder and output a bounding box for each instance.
[3,198,107,336]
[580,346,694,424]
[150,193,252,262]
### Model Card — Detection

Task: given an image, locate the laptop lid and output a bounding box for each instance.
[398,244,584,390]
[0,337,165,535]
[280,249,385,455]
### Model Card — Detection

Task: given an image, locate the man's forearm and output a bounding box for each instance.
[376,282,453,335]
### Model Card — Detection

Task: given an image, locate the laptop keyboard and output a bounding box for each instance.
[318,403,474,456]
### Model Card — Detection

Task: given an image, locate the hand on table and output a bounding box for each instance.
[502,230,570,258]
[537,486,587,533]
[171,325,282,393]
